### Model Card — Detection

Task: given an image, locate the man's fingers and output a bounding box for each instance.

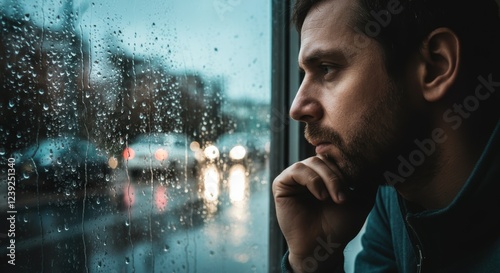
[315,155,348,203]
[273,162,327,200]
[273,156,347,204]
[304,156,346,203]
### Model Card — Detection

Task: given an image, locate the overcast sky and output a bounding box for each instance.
[1,0,272,102]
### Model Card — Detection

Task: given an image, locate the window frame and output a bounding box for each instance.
[269,0,310,272]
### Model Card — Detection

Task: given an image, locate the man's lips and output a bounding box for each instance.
[314,142,333,155]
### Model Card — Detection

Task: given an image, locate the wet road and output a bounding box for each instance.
[88,187,270,273]
[1,164,270,273]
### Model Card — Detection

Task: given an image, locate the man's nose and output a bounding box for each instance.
[289,81,323,123]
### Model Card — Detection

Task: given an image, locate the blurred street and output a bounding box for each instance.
[1,162,270,273]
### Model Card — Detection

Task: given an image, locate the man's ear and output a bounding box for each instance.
[415,28,461,102]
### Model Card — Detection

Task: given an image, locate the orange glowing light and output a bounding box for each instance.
[154,148,168,161]
[123,147,135,160]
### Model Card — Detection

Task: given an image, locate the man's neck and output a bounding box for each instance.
[394,120,489,210]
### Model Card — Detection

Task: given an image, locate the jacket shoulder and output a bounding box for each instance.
[354,186,417,273]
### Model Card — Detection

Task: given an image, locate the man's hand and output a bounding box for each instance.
[272,155,377,272]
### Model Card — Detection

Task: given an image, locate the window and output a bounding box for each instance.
[1,0,276,272]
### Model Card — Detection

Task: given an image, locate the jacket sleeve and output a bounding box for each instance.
[354,187,399,272]
[281,250,294,273]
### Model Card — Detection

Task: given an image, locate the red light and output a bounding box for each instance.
[155,185,168,211]
[155,148,168,161]
[123,184,136,207]
[123,147,135,160]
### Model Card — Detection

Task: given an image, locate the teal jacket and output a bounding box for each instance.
[282,120,500,272]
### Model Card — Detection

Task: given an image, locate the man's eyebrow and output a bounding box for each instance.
[299,48,349,68]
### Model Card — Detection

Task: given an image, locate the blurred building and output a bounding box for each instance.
[0,6,227,157]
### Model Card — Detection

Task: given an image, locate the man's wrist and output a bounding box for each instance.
[288,245,346,273]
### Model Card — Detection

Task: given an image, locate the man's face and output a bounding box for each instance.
[291,0,421,187]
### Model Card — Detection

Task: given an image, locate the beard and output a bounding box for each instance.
[304,78,433,190]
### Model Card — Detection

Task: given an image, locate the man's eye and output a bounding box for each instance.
[320,64,339,78]
[323,66,334,74]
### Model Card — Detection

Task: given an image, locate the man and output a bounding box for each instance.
[272,0,500,272]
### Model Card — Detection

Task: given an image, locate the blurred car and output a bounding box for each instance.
[200,132,269,204]
[112,133,215,244]
[9,136,113,258]
[211,132,270,167]
[13,136,111,193]
[121,133,199,179]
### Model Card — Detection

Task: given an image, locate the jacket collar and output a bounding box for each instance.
[399,119,500,268]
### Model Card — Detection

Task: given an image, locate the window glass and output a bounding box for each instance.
[0,0,271,271]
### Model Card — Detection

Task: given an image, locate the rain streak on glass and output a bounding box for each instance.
[0,0,271,272]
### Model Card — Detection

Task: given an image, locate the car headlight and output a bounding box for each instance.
[229,145,246,160]
[204,145,220,160]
